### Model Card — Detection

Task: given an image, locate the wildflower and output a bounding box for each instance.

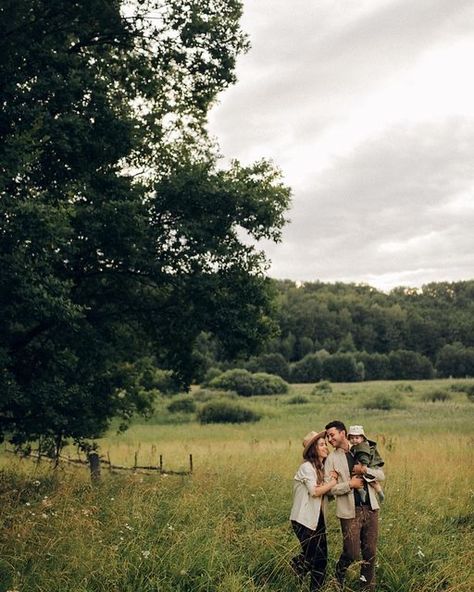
[167,524,174,531]
[180,569,187,575]
[33,480,41,486]
[416,549,425,558]
[25,502,31,507]
[141,550,151,559]
[110,497,115,501]
[41,513,48,519]
[360,575,367,583]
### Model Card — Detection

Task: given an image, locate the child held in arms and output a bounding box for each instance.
[348,425,385,503]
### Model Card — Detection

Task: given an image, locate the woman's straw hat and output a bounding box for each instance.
[302,429,327,456]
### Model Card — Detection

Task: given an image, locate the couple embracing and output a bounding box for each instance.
[290,420,385,591]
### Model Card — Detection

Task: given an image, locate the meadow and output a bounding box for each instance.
[1,379,473,592]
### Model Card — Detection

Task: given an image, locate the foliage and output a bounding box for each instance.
[201,367,223,386]
[355,352,391,380]
[248,353,290,381]
[0,0,290,447]
[167,397,197,414]
[289,353,322,383]
[197,399,261,423]
[311,381,333,395]
[388,350,434,380]
[363,392,405,410]
[322,353,363,382]
[436,343,474,378]
[263,280,474,362]
[420,389,452,402]
[209,368,288,396]
[192,388,238,402]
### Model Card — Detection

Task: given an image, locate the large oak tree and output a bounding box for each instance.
[0,0,290,449]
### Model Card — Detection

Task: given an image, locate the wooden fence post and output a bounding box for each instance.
[159,454,163,472]
[88,452,101,484]
[189,454,193,473]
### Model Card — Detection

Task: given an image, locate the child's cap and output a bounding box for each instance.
[348,425,367,438]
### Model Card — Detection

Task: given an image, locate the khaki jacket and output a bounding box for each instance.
[324,448,385,519]
[290,461,328,530]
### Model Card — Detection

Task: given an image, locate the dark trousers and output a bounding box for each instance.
[291,513,328,591]
[336,507,379,591]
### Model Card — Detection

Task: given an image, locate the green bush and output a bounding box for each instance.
[253,353,290,380]
[449,382,474,400]
[167,397,197,413]
[389,350,434,380]
[209,368,288,396]
[286,395,310,405]
[421,389,452,402]
[290,354,322,383]
[201,367,223,386]
[436,343,474,378]
[322,353,363,382]
[311,381,333,395]
[197,400,261,424]
[363,392,405,410]
[355,352,391,380]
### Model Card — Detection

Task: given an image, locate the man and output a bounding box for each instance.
[324,420,385,591]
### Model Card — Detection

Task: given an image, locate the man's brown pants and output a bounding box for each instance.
[336,507,379,590]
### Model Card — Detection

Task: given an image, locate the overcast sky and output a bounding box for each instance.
[207,0,474,291]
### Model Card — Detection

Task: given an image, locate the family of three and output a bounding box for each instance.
[290,420,385,591]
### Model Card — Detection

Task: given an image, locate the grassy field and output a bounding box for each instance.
[1,379,473,592]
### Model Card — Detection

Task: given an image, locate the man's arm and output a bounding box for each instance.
[325,454,364,494]
[353,464,385,482]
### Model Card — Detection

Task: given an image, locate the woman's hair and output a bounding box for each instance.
[303,437,325,484]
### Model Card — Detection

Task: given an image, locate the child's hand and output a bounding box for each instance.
[329,470,339,480]
[352,463,367,475]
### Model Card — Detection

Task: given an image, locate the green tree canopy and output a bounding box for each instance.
[0,0,291,447]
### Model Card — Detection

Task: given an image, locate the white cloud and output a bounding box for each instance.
[208,0,474,289]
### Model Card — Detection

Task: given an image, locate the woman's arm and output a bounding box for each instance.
[312,475,338,497]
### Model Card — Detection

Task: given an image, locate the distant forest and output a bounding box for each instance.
[195,280,474,382]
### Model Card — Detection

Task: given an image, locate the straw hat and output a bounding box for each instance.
[302,429,327,456]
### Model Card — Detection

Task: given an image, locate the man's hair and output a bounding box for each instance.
[325,420,347,435]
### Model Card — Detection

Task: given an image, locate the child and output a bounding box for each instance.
[347,425,385,503]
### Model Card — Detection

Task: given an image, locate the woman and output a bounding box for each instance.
[290,430,338,591]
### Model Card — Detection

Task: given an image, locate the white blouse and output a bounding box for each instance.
[290,461,328,530]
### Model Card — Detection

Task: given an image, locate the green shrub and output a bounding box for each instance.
[290,354,322,383]
[197,400,261,424]
[201,367,222,386]
[363,392,405,410]
[252,353,290,381]
[421,389,452,402]
[449,382,474,399]
[167,397,197,413]
[389,350,434,380]
[355,352,391,380]
[286,395,310,405]
[436,343,474,378]
[322,353,363,382]
[209,368,288,396]
[311,381,333,395]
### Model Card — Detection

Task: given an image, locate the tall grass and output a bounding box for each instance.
[1,379,473,591]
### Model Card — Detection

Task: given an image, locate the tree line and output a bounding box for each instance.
[194,280,474,381]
